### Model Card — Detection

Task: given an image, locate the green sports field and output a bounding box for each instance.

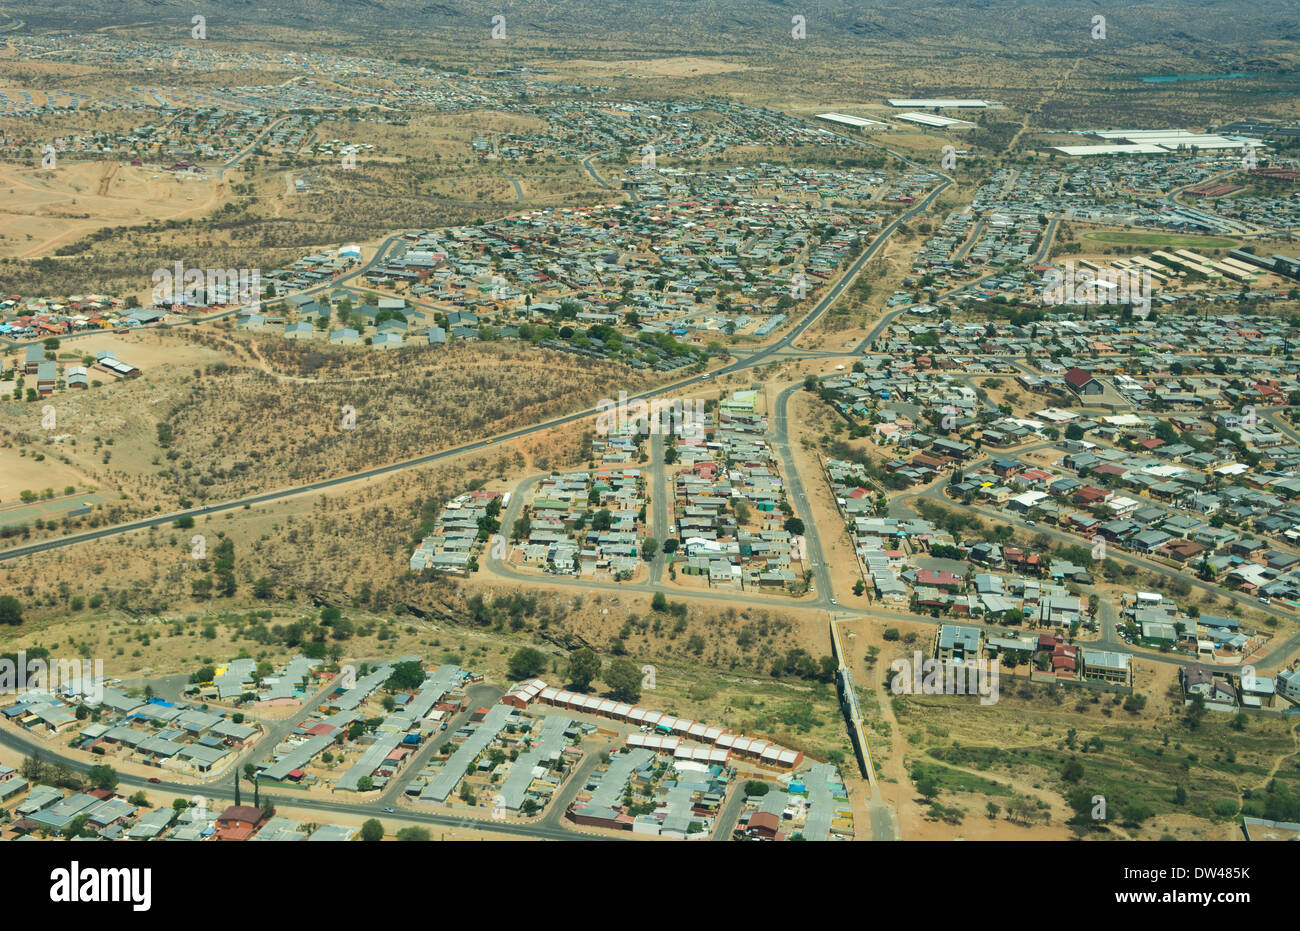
[1083,231,1239,249]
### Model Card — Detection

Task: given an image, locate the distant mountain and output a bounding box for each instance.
[10,0,1300,50]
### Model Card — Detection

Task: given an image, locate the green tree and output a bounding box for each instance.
[0,595,23,626]
[507,647,548,680]
[1066,788,1095,825]
[567,648,602,691]
[915,774,940,801]
[87,764,118,791]
[386,660,426,691]
[1121,802,1155,826]
[604,658,642,702]
[360,818,384,841]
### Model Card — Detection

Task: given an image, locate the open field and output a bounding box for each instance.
[1082,230,1241,249]
[0,160,226,258]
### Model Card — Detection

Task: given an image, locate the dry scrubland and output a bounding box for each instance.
[837,616,1300,840]
[1,326,657,528]
[0,105,602,290]
[342,110,549,160]
[890,675,1300,841]
[2,440,834,699]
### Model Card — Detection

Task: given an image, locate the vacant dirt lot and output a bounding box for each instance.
[0,160,225,258]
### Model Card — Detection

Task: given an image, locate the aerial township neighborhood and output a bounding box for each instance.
[2,10,1300,857]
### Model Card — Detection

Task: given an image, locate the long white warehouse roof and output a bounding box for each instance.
[1051,144,1170,156]
[896,112,974,128]
[888,98,994,108]
[815,112,887,128]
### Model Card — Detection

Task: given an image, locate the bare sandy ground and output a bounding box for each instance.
[540,57,749,79]
[0,160,225,258]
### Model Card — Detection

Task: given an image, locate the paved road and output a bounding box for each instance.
[500,171,525,201]
[954,216,987,261]
[581,154,611,189]
[486,381,840,608]
[1159,171,1261,235]
[537,737,608,831]
[482,397,1223,664]
[772,382,834,604]
[0,229,413,351]
[4,145,963,841]
[241,676,343,772]
[868,800,897,842]
[648,430,669,585]
[490,470,822,607]
[853,216,1059,354]
[710,783,746,841]
[219,115,289,178]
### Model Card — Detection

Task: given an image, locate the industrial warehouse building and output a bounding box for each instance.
[887,98,996,108]
[1051,128,1264,156]
[815,112,887,130]
[895,112,975,129]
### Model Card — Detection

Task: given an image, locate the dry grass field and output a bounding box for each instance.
[0,160,226,258]
[0,325,659,536]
